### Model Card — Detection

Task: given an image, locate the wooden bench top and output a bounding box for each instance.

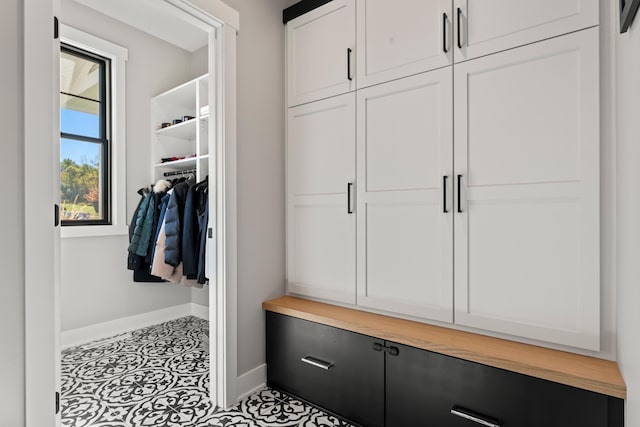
[263,296,626,399]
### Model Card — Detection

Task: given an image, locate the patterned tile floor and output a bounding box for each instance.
[61,316,352,427]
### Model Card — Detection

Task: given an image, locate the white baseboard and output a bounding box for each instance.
[62,303,209,349]
[191,303,209,320]
[237,364,267,401]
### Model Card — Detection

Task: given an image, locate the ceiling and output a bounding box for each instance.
[74,0,210,52]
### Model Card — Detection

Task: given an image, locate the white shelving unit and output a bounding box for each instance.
[151,74,210,182]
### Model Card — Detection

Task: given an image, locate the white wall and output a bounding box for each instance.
[616,9,640,425]
[60,0,197,331]
[214,0,288,376]
[0,0,25,423]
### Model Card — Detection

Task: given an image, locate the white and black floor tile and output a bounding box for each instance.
[62,316,352,427]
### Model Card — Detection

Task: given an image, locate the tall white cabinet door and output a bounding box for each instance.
[453,28,600,350]
[287,93,356,304]
[453,0,598,62]
[356,0,452,89]
[287,0,355,107]
[357,70,454,322]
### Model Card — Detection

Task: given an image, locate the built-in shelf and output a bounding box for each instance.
[152,73,209,182]
[154,157,198,170]
[155,118,197,140]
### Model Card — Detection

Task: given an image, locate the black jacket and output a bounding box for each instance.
[128,187,163,282]
[183,179,208,279]
[164,180,192,267]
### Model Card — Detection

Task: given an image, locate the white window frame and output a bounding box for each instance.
[60,25,128,238]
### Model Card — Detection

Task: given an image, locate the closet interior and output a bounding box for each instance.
[59,1,222,424]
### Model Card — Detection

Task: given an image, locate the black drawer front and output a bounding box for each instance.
[386,342,618,427]
[266,312,384,427]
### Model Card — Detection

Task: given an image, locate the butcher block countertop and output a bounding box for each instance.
[263,296,626,399]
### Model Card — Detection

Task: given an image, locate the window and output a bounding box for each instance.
[60,44,110,225]
[59,25,128,238]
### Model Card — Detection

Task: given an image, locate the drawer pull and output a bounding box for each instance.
[301,355,334,370]
[451,407,501,427]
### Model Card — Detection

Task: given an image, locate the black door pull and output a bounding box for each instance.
[457,8,463,49]
[443,176,448,213]
[443,13,448,53]
[347,48,353,81]
[457,174,463,213]
[347,182,353,214]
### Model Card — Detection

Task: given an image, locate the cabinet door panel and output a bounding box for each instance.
[386,342,610,427]
[266,313,384,427]
[290,98,356,195]
[464,47,581,186]
[454,28,599,350]
[454,0,598,62]
[357,70,453,322]
[287,0,355,106]
[365,200,442,305]
[287,94,356,304]
[467,192,581,330]
[357,0,452,89]
[289,197,355,303]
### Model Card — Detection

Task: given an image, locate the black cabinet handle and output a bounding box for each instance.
[347,182,353,214]
[443,176,448,213]
[457,8,463,49]
[347,48,353,81]
[372,342,383,352]
[387,346,399,356]
[442,13,448,53]
[451,407,502,427]
[54,204,60,227]
[457,174,463,213]
[301,355,334,370]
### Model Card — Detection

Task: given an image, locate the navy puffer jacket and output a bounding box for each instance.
[164,180,192,267]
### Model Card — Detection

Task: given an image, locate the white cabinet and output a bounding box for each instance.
[287,93,356,304]
[284,1,600,351]
[356,69,453,322]
[151,74,210,181]
[453,28,600,350]
[356,0,452,89]
[287,0,355,107]
[454,0,598,62]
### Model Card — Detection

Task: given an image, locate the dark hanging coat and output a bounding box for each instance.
[164,180,192,267]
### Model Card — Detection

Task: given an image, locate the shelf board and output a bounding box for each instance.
[154,157,197,170]
[155,118,197,140]
[263,296,627,399]
[154,78,197,108]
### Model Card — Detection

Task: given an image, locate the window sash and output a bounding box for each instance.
[60,44,112,226]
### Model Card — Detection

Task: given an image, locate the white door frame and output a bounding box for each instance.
[166,0,240,409]
[23,1,239,424]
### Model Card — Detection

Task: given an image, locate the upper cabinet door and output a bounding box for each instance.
[453,28,600,351]
[287,93,356,304]
[287,0,356,107]
[357,69,454,323]
[356,0,452,89]
[453,0,598,62]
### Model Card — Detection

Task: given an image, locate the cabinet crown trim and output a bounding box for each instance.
[263,296,626,399]
[283,0,333,24]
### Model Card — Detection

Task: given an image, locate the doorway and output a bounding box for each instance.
[23,1,239,425]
